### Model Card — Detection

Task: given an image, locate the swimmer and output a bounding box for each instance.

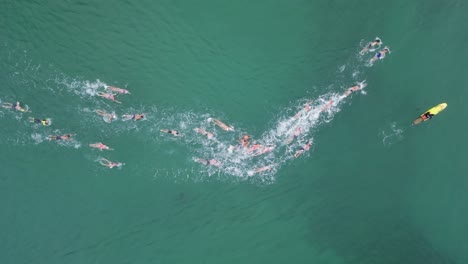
[29,117,51,126]
[293,100,313,119]
[1,101,29,112]
[422,112,435,120]
[247,165,273,176]
[160,129,182,137]
[106,86,130,94]
[247,143,263,153]
[360,37,382,54]
[342,81,367,98]
[319,100,334,112]
[194,128,217,141]
[294,140,312,158]
[193,157,222,167]
[209,118,234,131]
[95,110,117,123]
[285,127,302,145]
[251,145,275,157]
[89,142,113,151]
[122,113,145,121]
[96,92,121,104]
[48,134,75,141]
[97,158,124,169]
[370,47,391,64]
[239,135,250,148]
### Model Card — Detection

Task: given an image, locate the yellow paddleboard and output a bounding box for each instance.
[412,103,447,125]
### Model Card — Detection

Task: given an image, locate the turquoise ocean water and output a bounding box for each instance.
[1,0,468,263]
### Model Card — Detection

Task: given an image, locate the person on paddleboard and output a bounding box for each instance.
[422,112,435,120]
[412,103,447,125]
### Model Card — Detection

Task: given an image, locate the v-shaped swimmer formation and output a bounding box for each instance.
[1,38,394,178]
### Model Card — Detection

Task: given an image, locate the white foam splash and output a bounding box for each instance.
[31,133,45,144]
[55,77,108,98]
[381,122,404,147]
